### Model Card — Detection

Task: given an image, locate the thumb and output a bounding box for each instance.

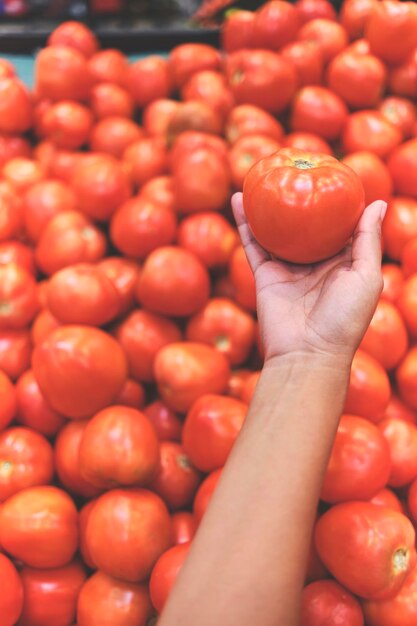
[231,192,269,274]
[351,200,387,279]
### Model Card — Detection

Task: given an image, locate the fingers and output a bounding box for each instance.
[231,192,270,274]
[351,200,387,280]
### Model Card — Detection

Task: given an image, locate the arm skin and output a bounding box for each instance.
[159,193,387,626]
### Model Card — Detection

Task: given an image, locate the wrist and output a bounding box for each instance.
[263,350,353,377]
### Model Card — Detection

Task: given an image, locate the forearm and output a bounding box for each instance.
[159,352,352,626]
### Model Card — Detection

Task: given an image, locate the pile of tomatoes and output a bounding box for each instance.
[1,1,417,624]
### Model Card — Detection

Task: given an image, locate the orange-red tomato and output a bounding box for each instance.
[23,179,77,242]
[388,138,417,199]
[360,299,408,369]
[397,274,417,336]
[0,134,31,169]
[0,180,23,243]
[298,18,348,62]
[31,309,61,347]
[35,45,91,102]
[383,197,417,261]
[169,43,221,89]
[0,553,24,626]
[344,350,391,422]
[54,420,103,499]
[0,485,78,568]
[149,441,201,510]
[379,418,417,488]
[381,263,404,303]
[402,238,417,278]
[167,99,224,146]
[225,104,284,144]
[388,49,417,100]
[32,325,128,419]
[171,511,197,545]
[193,469,222,523]
[43,101,93,150]
[281,40,323,87]
[366,0,417,65]
[397,346,417,410]
[340,0,377,39]
[88,49,129,86]
[363,564,417,626]
[384,394,417,424]
[182,71,234,122]
[183,394,247,472]
[79,406,160,489]
[170,129,228,165]
[291,86,348,141]
[315,501,416,600]
[3,157,45,192]
[326,50,386,109]
[225,49,297,114]
[115,310,181,383]
[342,151,393,205]
[370,487,404,513]
[0,58,15,79]
[149,542,190,614]
[97,257,140,316]
[283,132,332,154]
[178,212,238,269]
[0,426,54,501]
[140,175,174,210]
[0,77,33,134]
[342,111,402,159]
[0,371,16,434]
[379,97,417,139]
[34,141,82,183]
[243,148,365,264]
[154,342,231,414]
[144,401,183,442]
[228,134,281,190]
[113,378,146,409]
[127,55,171,107]
[19,560,87,626]
[301,580,364,626]
[221,10,255,53]
[408,476,417,523]
[142,98,180,137]
[77,571,153,626]
[89,82,134,119]
[85,488,172,582]
[123,136,169,188]
[90,116,143,158]
[186,298,256,366]
[252,0,300,50]
[48,21,98,58]
[229,245,257,312]
[296,0,337,22]
[0,329,31,380]
[0,264,39,330]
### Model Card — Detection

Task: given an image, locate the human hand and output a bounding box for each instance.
[232,192,387,366]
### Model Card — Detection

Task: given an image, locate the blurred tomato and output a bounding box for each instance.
[178,212,238,268]
[363,562,417,626]
[383,197,417,261]
[360,299,408,369]
[48,21,98,58]
[301,580,364,626]
[90,82,134,118]
[193,469,222,523]
[23,179,77,242]
[298,18,348,62]
[225,104,284,144]
[88,49,128,86]
[370,487,404,513]
[0,135,31,168]
[342,151,392,205]
[0,264,39,330]
[3,157,45,191]
[388,138,417,199]
[252,0,300,50]
[124,136,168,188]
[127,56,171,107]
[379,418,417,488]
[327,50,386,109]
[97,257,140,315]
[366,0,417,65]
[0,78,32,134]
[221,10,255,53]
[0,180,23,242]
[281,40,323,87]
[0,370,16,430]
[169,43,221,89]
[142,98,180,137]
[340,0,377,38]
[35,46,91,102]
[344,350,391,422]
[381,263,404,303]
[228,134,281,190]
[182,71,234,122]
[342,111,402,159]
[0,329,31,380]
[90,116,143,158]
[0,553,23,626]
[149,542,190,613]
[291,86,348,140]
[379,97,417,139]
[144,401,183,442]
[150,441,201,510]
[296,0,337,24]
[43,101,93,150]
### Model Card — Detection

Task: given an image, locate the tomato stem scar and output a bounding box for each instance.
[294,159,315,169]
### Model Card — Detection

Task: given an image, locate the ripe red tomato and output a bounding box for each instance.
[315,501,416,599]
[298,18,348,62]
[115,310,181,383]
[0,181,23,243]
[225,104,284,144]
[43,101,93,150]
[178,212,238,269]
[90,83,134,119]
[291,86,348,140]
[228,134,281,190]
[397,274,417,337]
[3,157,45,192]
[388,138,417,199]
[19,560,87,626]
[34,141,82,183]
[85,488,172,582]
[301,580,364,626]
[225,50,297,114]
[363,564,417,626]
[88,49,129,86]
[0,426,54,501]
[360,299,408,369]
[0,264,39,330]
[77,571,153,626]
[252,0,300,50]
[0,58,15,79]
[0,135,31,169]
[31,309,61,347]
[127,56,171,107]
[378,418,417,488]
[48,21,98,58]
[344,350,391,422]
[366,0,417,65]
[171,511,197,545]
[326,50,386,109]
[97,257,140,315]
[113,378,145,409]
[341,151,392,205]
[168,43,221,89]
[0,370,16,430]
[408,476,417,523]
[140,175,174,210]
[193,469,222,523]
[343,111,402,159]
[144,401,183,442]
[381,263,404,303]
[388,49,417,100]
[0,78,33,134]
[186,298,256,366]
[182,71,234,122]
[321,415,391,503]
[32,325,127,419]
[222,9,255,52]
[0,553,24,626]
[339,0,377,39]
[23,179,77,242]
[379,97,417,139]
[183,394,247,472]
[90,116,143,158]
[383,197,417,261]
[0,329,31,380]
[295,0,337,24]
[142,98,180,137]
[243,148,365,264]
[0,485,78,568]
[149,441,201,510]
[154,342,230,413]
[384,394,417,424]
[123,136,168,188]
[79,406,160,489]
[283,132,332,155]
[281,40,323,87]
[35,210,106,276]
[137,247,210,317]
[168,99,224,146]
[370,487,404,513]
[35,45,91,101]
[229,245,257,312]
[149,542,190,614]
[397,346,417,409]
[402,238,417,277]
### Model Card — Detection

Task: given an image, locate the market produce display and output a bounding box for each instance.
[0,2,417,624]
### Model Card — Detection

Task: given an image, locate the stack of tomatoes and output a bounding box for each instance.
[0,1,417,624]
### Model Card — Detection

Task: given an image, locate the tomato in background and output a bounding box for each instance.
[326,50,386,110]
[408,476,417,524]
[124,136,169,188]
[18,560,87,626]
[114,378,145,409]
[225,104,284,144]
[88,49,129,86]
[0,370,16,430]
[388,138,417,199]
[295,0,337,24]
[0,58,15,79]
[383,197,417,261]
[281,40,323,87]
[297,18,348,62]
[402,238,417,277]
[291,86,348,141]
[90,116,143,159]
[3,157,45,192]
[77,571,153,626]
[140,175,174,210]
[252,0,300,50]
[398,274,417,336]
[178,212,238,269]
[170,130,228,164]
[366,0,417,65]
[379,418,417,488]
[0,135,31,168]
[0,181,23,243]
[43,101,93,150]
[283,132,332,155]
[341,151,392,205]
[0,329,31,380]
[0,78,33,134]
[221,10,255,53]
[388,49,417,100]
[35,46,91,102]
[370,488,404,513]
[127,56,171,108]
[0,485,78,568]
[144,401,183,443]
[340,0,377,39]
[97,257,140,316]
[31,309,61,347]
[343,110,403,159]
[379,97,417,139]
[168,43,221,89]
[181,71,234,122]
[193,469,222,523]
[229,245,257,312]
[149,542,190,614]
[34,141,82,183]
[150,441,201,510]
[397,346,417,410]
[142,98,180,137]
[48,21,99,58]
[90,82,134,119]
[0,263,39,330]
[0,553,23,626]
[359,299,408,369]
[228,134,281,190]
[23,179,77,242]
[171,512,197,545]
[301,580,364,626]
[344,350,391,423]
[384,394,417,424]
[363,564,417,626]
[381,263,404,303]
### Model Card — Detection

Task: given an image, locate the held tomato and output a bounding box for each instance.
[315,502,416,600]
[320,415,391,503]
[359,299,408,369]
[290,86,348,141]
[341,151,393,205]
[144,401,183,442]
[149,441,201,510]
[149,543,190,614]
[85,488,172,582]
[305,541,328,584]
[0,486,79,568]
[178,212,238,268]
[171,512,197,545]
[378,418,417,488]
[363,564,417,626]
[301,580,364,626]
[344,350,391,422]
[243,148,365,264]
[78,406,160,489]
[408,476,417,523]
[32,325,128,419]
[0,553,23,626]
[366,0,417,65]
[252,0,300,50]
[0,370,16,430]
[76,571,153,626]
[182,394,247,472]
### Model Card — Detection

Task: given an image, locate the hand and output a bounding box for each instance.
[232,192,387,365]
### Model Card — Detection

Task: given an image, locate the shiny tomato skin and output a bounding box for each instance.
[225,104,284,144]
[183,394,247,472]
[388,138,417,199]
[137,247,210,318]
[326,50,386,109]
[31,309,61,347]
[342,111,402,159]
[90,116,143,159]
[142,98,180,137]
[0,243,31,273]
[340,0,377,40]
[115,310,181,383]
[363,565,417,626]
[397,274,417,337]
[0,135,31,168]
[0,329,31,380]
[381,264,404,303]
[228,134,282,190]
[0,370,16,430]
[360,299,408,369]
[243,148,365,264]
[283,132,332,155]
[226,49,297,115]
[113,378,145,409]
[397,347,417,409]
[110,196,177,259]
[296,0,337,24]
[186,298,256,366]
[366,0,417,65]
[143,401,183,442]
[252,1,300,50]
[154,342,230,414]
[149,441,201,510]
[90,82,134,119]
[0,78,32,134]
[85,488,172,582]
[181,71,234,122]
[301,580,364,626]
[178,212,238,269]
[54,420,103,499]
[23,179,77,242]
[35,46,91,102]
[124,137,169,188]
[3,157,45,193]
[221,10,255,53]
[79,406,160,489]
[127,55,171,107]
[0,485,78,568]
[43,101,93,150]
[384,394,417,424]
[0,264,39,330]
[140,175,174,210]
[379,97,417,139]
[291,86,348,141]
[35,210,106,276]
[341,151,392,205]
[171,511,197,545]
[383,197,417,261]
[388,50,417,100]
[297,18,348,63]
[48,21,98,58]
[88,49,129,86]
[378,418,417,488]
[281,40,323,87]
[149,543,190,614]
[0,553,23,626]
[76,571,153,626]
[0,427,54,501]
[370,487,404,513]
[97,257,140,316]
[168,43,221,89]
[32,325,128,419]
[315,501,416,600]
[193,469,222,523]
[229,245,257,312]
[18,560,87,626]
[320,415,391,503]
[344,350,391,423]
